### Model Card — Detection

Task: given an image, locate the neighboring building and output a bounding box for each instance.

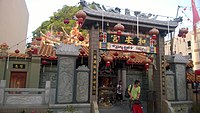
[165,28,200,70]
[0,0,29,53]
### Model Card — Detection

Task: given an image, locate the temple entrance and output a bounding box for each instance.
[98,57,148,113]
[9,71,27,88]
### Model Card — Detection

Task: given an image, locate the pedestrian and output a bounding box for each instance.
[116,80,123,104]
[128,80,143,113]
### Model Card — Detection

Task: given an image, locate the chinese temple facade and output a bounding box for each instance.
[1,1,199,113]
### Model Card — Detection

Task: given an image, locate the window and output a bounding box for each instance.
[187,41,191,49]
[188,53,192,59]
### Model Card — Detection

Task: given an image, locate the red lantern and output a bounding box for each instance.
[32,48,38,54]
[152,35,157,40]
[130,54,135,59]
[106,61,111,67]
[75,10,86,26]
[149,27,159,36]
[42,60,47,65]
[49,56,56,60]
[15,49,20,53]
[145,63,149,71]
[78,18,84,26]
[64,18,69,24]
[126,59,133,65]
[78,36,84,41]
[36,37,42,41]
[114,23,124,35]
[113,51,119,56]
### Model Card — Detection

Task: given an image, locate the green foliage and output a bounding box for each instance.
[191,103,200,113]
[64,105,75,113]
[32,5,86,38]
[46,109,53,113]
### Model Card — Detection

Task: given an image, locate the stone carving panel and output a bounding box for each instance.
[5,96,43,104]
[176,64,186,100]
[39,72,57,88]
[76,71,89,102]
[57,57,74,103]
[165,76,175,100]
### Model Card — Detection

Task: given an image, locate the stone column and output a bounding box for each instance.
[45,81,51,104]
[122,68,126,98]
[0,80,6,105]
[55,43,80,103]
[168,54,188,100]
[29,55,41,88]
[89,26,99,101]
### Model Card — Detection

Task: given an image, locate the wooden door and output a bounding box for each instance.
[9,71,27,88]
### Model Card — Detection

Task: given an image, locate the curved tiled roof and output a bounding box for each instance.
[187,72,200,83]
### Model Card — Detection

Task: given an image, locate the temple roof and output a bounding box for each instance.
[81,4,179,32]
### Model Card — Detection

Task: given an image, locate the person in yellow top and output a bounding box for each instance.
[128,80,141,111]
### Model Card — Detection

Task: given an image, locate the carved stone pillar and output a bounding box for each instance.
[55,43,80,103]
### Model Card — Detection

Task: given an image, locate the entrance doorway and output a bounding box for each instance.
[9,71,27,88]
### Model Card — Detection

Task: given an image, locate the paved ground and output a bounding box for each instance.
[99,100,147,113]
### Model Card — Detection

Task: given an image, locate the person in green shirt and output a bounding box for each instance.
[128,80,141,111]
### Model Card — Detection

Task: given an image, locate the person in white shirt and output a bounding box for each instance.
[116,80,123,104]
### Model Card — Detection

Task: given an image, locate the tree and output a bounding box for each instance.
[32,5,87,39]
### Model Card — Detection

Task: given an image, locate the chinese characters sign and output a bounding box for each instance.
[99,32,157,53]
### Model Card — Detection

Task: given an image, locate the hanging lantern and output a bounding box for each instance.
[106,61,111,67]
[145,63,149,71]
[78,35,84,41]
[15,49,20,54]
[49,56,56,60]
[64,18,70,24]
[178,27,188,38]
[42,60,47,65]
[130,54,135,59]
[104,55,113,67]
[126,59,133,65]
[114,23,124,35]
[32,48,38,54]
[99,33,103,41]
[149,27,159,36]
[36,37,42,41]
[75,10,86,26]
[152,35,157,40]
[113,51,119,56]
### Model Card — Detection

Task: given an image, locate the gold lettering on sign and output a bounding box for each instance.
[111,35,119,43]
[125,36,133,44]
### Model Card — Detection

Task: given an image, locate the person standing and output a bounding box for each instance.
[116,80,123,104]
[128,80,142,113]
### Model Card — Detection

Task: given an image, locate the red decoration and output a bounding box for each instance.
[149,27,159,36]
[75,10,86,26]
[64,18,69,24]
[15,49,20,53]
[126,59,133,65]
[152,35,157,40]
[114,23,124,35]
[145,63,149,71]
[36,37,42,41]
[78,18,84,26]
[106,61,111,67]
[42,60,47,65]
[178,28,188,38]
[113,51,119,56]
[32,48,38,54]
[80,49,85,55]
[78,36,84,41]
[130,54,135,59]
[49,56,56,60]
[104,55,113,67]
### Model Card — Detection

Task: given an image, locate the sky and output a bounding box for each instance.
[25,0,199,41]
